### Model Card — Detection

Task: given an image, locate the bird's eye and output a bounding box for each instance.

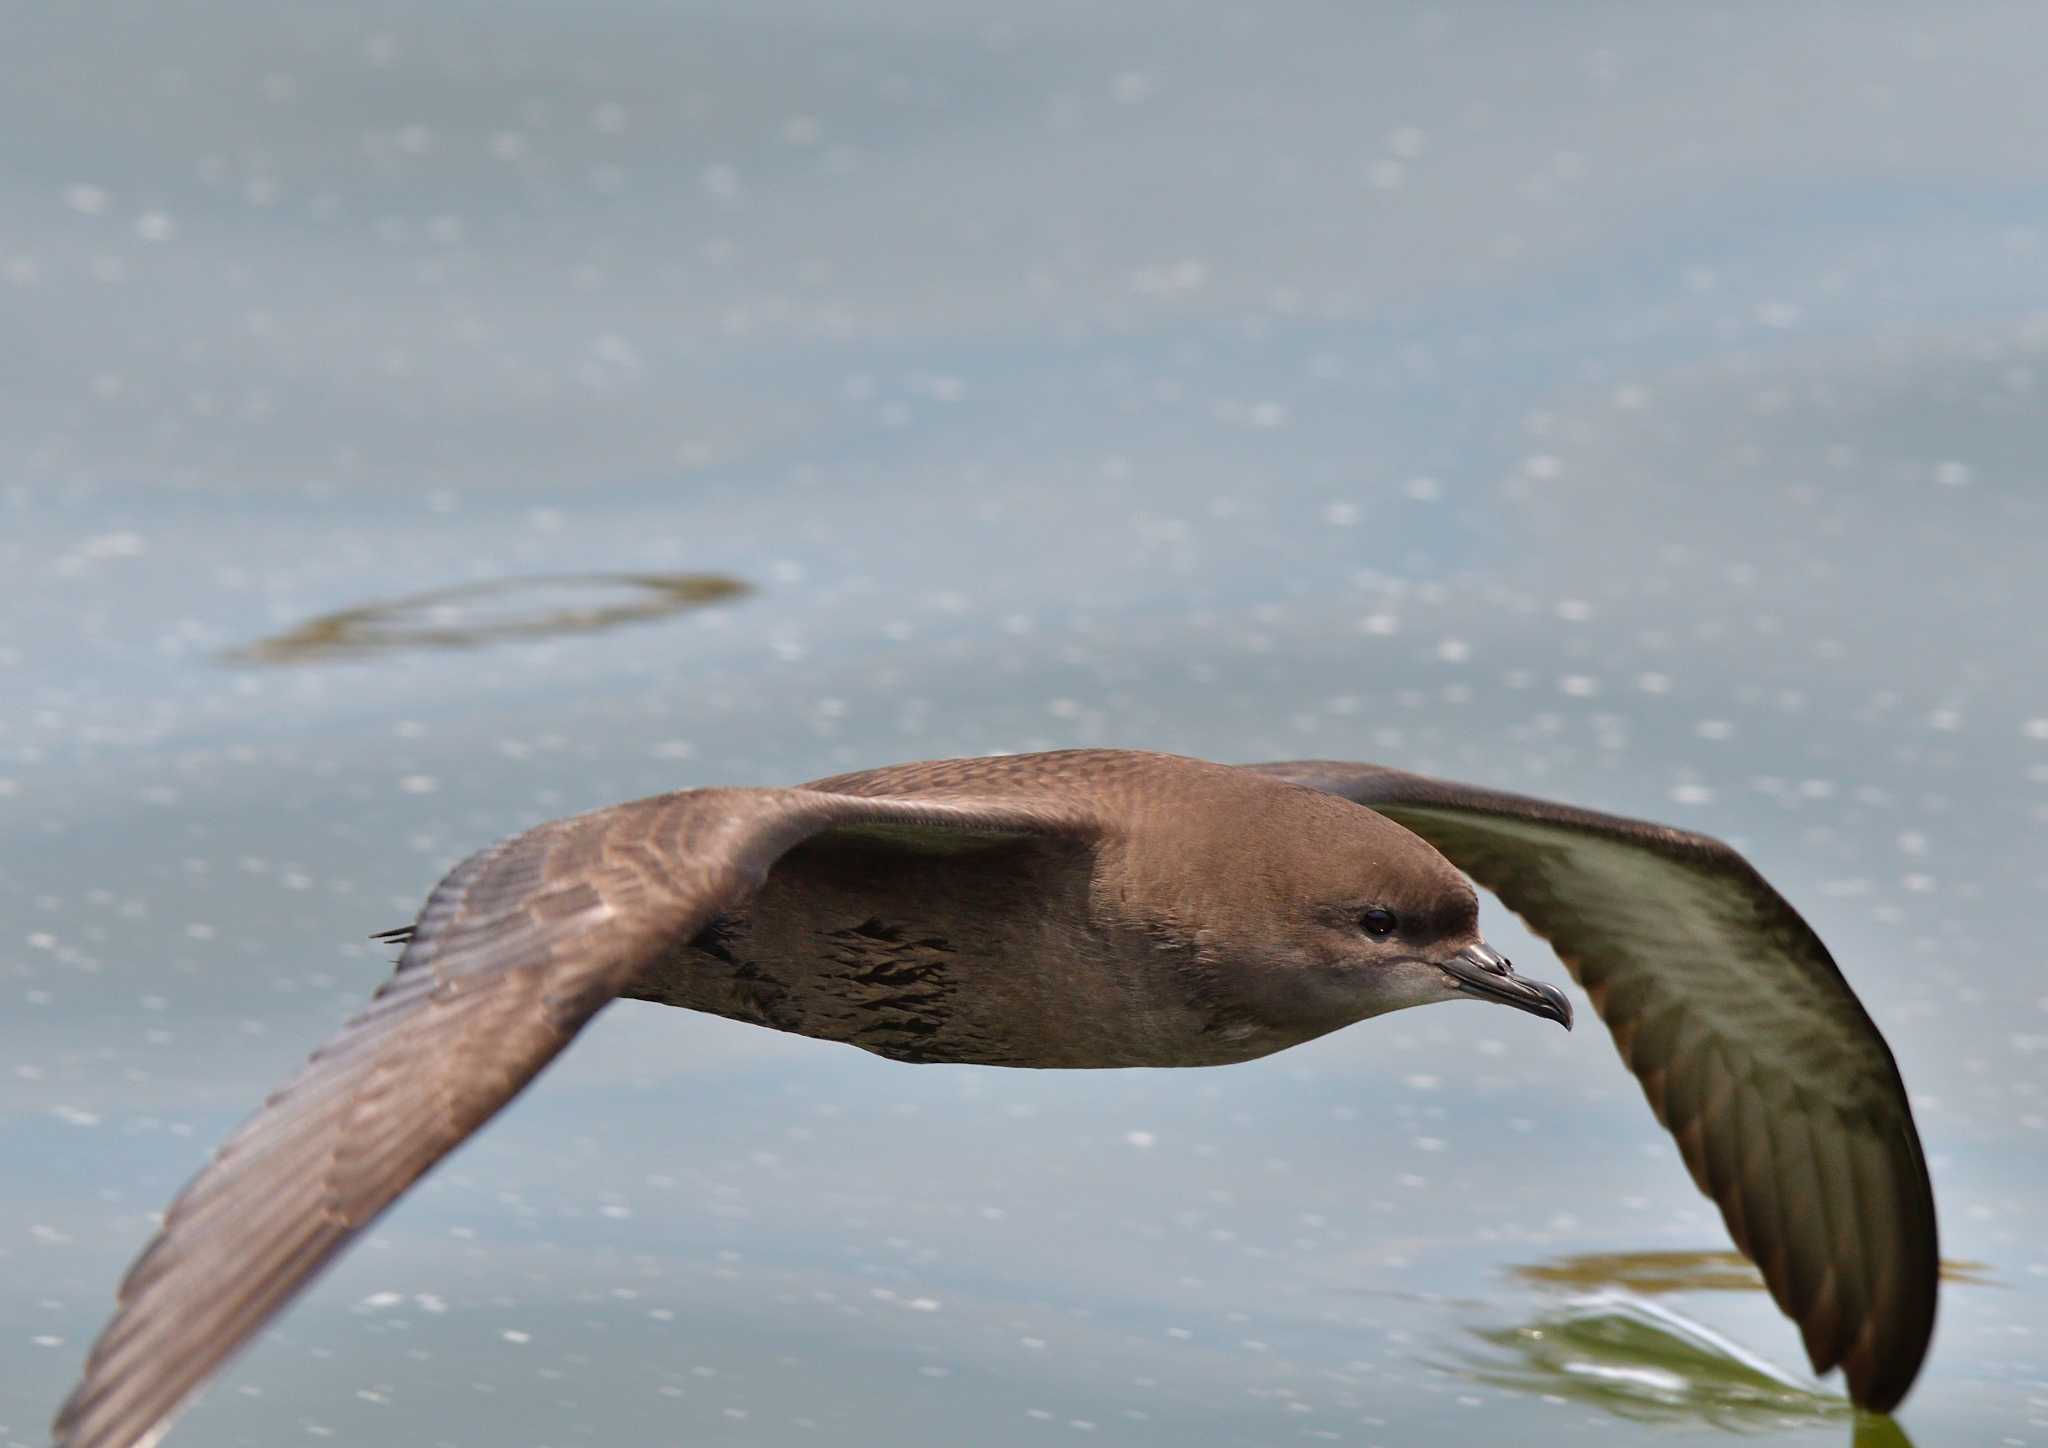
[1359,908,1398,937]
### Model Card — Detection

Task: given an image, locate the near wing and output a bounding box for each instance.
[54,787,1095,1448]
[1251,760,1937,1413]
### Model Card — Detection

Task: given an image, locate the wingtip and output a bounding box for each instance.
[50,1387,178,1448]
[1841,1321,1933,1417]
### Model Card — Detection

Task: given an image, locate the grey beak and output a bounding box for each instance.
[1438,941,1573,1030]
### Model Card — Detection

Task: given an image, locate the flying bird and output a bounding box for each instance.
[52,749,1937,1446]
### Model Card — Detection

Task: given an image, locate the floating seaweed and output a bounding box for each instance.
[1510,1249,1989,1298]
[225,572,750,664]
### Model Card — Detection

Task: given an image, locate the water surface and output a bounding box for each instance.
[5,3,2046,1445]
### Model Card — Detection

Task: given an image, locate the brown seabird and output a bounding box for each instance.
[52,749,1937,1445]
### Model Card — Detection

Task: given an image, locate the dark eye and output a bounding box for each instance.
[1359,908,1398,938]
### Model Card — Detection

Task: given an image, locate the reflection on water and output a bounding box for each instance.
[1460,1291,1857,1428]
[225,573,750,664]
[1452,1253,1967,1443]
[1510,1250,1992,1297]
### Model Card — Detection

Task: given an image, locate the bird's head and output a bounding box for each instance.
[1279,894,1576,1035]
[1120,773,1573,1042]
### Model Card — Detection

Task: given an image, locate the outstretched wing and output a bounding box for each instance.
[1250,760,1937,1413]
[55,786,1096,1448]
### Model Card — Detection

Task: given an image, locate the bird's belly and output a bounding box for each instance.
[623,834,1298,1069]
[633,919,1281,1070]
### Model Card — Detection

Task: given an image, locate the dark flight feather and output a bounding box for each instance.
[1251,759,1937,1412]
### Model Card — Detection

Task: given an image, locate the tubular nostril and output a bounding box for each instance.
[1464,943,1514,976]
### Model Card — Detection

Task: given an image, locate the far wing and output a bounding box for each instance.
[1250,760,1937,1413]
[55,787,1096,1448]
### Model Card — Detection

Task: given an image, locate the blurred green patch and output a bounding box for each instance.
[225,572,750,663]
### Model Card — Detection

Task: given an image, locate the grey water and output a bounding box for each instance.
[4,2,2046,1444]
